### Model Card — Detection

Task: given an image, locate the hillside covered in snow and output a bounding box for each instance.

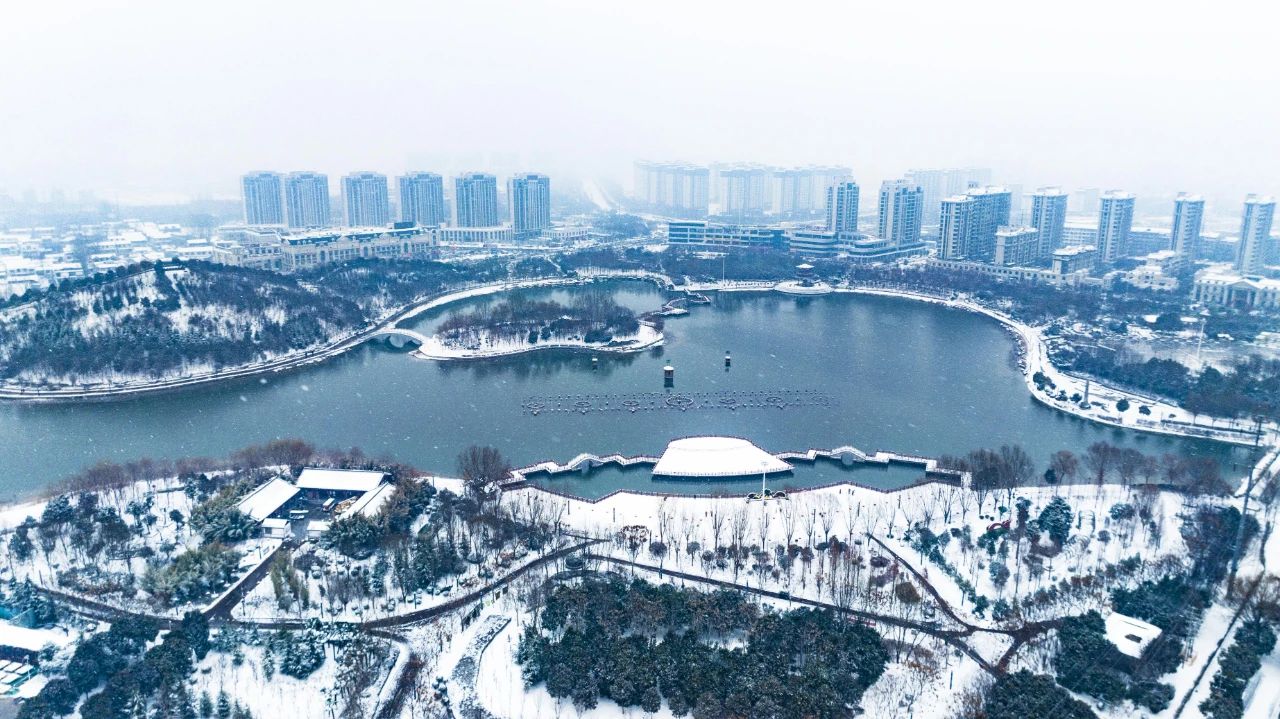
[0,257,540,386]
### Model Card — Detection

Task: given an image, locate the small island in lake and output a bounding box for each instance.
[416,291,663,359]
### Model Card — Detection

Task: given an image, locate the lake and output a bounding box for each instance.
[0,280,1250,500]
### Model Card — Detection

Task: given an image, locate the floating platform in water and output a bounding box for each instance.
[652,436,792,478]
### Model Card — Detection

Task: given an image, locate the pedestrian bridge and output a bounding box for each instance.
[368,328,430,348]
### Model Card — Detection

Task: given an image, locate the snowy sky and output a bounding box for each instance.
[1,0,1277,205]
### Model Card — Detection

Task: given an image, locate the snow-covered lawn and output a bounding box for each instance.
[192,645,340,719]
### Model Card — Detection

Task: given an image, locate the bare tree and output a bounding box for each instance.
[1083,441,1116,485]
[998,444,1033,505]
[1049,449,1079,484]
[457,445,511,502]
[757,507,773,552]
[709,500,727,548]
[781,502,798,547]
[801,505,818,547]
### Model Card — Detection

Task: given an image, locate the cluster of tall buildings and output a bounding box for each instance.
[632,162,853,219]
[931,180,1276,284]
[241,170,552,239]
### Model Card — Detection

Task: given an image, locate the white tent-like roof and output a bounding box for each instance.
[341,482,397,519]
[0,622,72,653]
[296,468,386,493]
[652,436,791,478]
[1105,612,1163,658]
[236,477,300,521]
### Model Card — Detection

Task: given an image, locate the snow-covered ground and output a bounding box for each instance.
[1244,643,1280,719]
[501,478,1212,627]
[414,322,662,361]
[192,645,340,719]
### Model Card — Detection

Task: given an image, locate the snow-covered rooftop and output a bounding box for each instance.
[261,517,290,530]
[652,436,791,478]
[1105,612,1163,658]
[0,621,73,653]
[236,477,299,521]
[341,481,396,519]
[296,468,386,493]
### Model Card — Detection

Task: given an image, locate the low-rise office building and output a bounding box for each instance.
[1192,266,1280,309]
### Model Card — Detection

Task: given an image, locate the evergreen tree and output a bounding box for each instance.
[215,691,231,719]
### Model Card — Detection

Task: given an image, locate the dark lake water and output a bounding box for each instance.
[0,280,1250,500]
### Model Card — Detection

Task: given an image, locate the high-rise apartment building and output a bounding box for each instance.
[241,172,284,226]
[939,196,975,260]
[1097,190,1136,264]
[508,173,551,239]
[772,168,811,216]
[1236,194,1276,274]
[825,181,859,234]
[962,186,1012,263]
[905,168,992,225]
[398,172,447,227]
[994,226,1039,267]
[454,173,500,227]
[1170,193,1205,260]
[772,166,852,216]
[878,179,923,247]
[938,186,1010,262]
[716,164,773,217]
[1029,187,1068,263]
[284,172,331,229]
[341,172,390,228]
[635,161,709,216]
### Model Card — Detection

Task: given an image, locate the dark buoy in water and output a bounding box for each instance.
[592,356,599,370]
[663,364,675,387]
[724,351,732,367]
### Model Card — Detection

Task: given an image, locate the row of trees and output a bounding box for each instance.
[1073,352,1280,422]
[941,441,1229,496]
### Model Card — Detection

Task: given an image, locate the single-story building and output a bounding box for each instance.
[296,468,387,496]
[1105,611,1163,664]
[306,520,331,540]
[236,476,300,522]
[0,621,72,665]
[260,517,291,539]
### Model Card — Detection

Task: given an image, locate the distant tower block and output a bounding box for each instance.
[664,364,675,387]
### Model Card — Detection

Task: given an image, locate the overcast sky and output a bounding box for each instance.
[1,0,1277,207]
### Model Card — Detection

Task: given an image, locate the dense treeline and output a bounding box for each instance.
[1072,352,1280,422]
[982,670,1098,719]
[518,577,888,717]
[437,291,639,345]
[1199,619,1277,718]
[18,612,211,719]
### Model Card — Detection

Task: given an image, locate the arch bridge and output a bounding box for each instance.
[368,327,430,348]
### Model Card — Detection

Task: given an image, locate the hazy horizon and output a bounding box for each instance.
[2,0,1277,208]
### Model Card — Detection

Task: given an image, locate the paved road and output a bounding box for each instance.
[205,540,296,619]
